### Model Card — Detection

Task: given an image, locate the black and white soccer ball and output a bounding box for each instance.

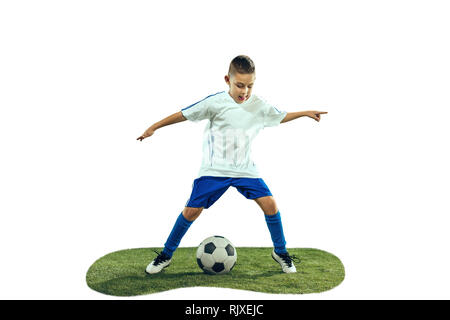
[196,235,237,275]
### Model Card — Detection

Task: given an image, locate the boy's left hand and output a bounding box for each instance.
[304,111,327,122]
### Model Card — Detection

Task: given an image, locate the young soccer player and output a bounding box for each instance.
[137,55,327,274]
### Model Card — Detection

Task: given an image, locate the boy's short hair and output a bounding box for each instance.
[228,55,255,76]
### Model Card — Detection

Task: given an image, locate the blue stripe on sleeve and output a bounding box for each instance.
[181,91,224,111]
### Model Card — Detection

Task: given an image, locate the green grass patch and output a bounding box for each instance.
[86,247,345,296]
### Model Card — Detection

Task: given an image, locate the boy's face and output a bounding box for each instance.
[224,72,255,104]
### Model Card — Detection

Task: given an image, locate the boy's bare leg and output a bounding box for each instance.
[254,196,278,215]
[182,206,204,221]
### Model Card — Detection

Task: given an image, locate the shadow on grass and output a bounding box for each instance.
[91,268,334,296]
[89,269,283,297]
[143,269,281,279]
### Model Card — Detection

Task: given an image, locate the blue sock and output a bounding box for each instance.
[161,213,193,258]
[264,211,287,255]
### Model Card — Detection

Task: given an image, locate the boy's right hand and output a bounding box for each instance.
[136,128,155,141]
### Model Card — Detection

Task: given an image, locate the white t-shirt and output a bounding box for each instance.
[181,91,287,178]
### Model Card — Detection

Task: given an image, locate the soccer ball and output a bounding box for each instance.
[196,235,237,275]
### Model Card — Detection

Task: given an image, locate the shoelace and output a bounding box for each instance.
[153,250,169,266]
[279,253,301,267]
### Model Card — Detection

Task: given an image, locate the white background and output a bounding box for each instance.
[1,0,449,299]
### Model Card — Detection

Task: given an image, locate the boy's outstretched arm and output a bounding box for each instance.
[137,111,187,141]
[281,111,328,123]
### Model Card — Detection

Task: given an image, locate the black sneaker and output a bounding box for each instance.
[271,250,300,273]
[145,251,172,274]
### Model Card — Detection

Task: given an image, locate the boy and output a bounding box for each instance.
[137,55,327,274]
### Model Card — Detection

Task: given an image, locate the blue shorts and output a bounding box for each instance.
[185,176,273,209]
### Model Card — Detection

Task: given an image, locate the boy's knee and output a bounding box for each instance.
[182,207,203,221]
[264,203,279,216]
[255,196,278,215]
